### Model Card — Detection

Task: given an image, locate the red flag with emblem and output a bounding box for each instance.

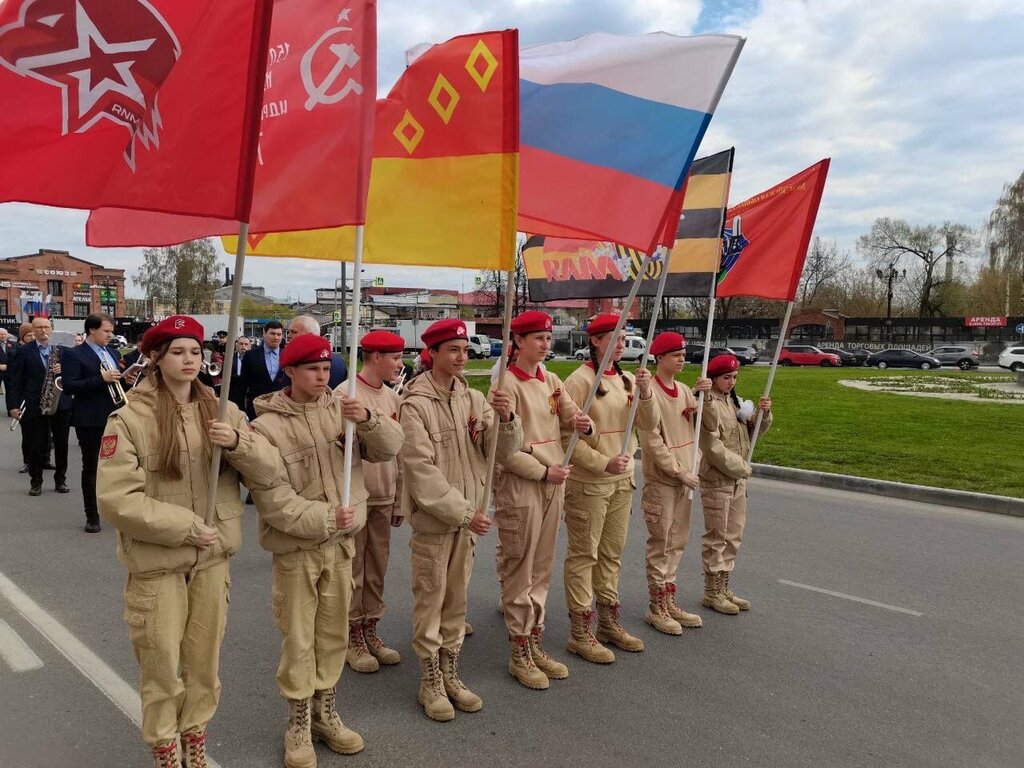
[0,0,272,220]
[85,0,377,246]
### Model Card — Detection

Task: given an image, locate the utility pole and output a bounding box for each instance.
[876,262,904,342]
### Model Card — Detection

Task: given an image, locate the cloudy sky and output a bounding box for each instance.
[3,0,1022,302]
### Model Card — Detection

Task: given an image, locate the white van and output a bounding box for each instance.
[621,335,647,362]
[468,334,492,359]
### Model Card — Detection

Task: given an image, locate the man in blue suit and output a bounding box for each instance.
[240,320,288,420]
[6,316,72,496]
[61,313,126,532]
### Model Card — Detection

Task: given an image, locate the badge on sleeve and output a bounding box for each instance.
[100,434,118,459]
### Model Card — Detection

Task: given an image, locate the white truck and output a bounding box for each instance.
[392,319,492,357]
[574,335,647,362]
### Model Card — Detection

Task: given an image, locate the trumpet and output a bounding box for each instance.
[393,369,408,395]
[9,400,25,432]
[102,357,128,406]
[201,360,221,377]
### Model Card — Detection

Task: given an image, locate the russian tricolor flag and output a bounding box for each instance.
[518,32,743,255]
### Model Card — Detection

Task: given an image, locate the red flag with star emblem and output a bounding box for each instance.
[85,0,377,246]
[0,0,272,221]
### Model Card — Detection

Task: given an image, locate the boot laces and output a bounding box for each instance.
[574,610,601,646]
[512,635,537,667]
[442,648,466,691]
[349,623,370,654]
[181,730,206,768]
[290,698,311,731]
[363,619,386,652]
[315,689,344,728]
[427,655,446,696]
[153,741,179,768]
[529,627,554,661]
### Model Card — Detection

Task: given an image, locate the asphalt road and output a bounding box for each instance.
[1,432,1021,767]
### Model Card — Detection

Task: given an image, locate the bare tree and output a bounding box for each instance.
[797,237,852,310]
[856,218,975,316]
[988,170,1024,314]
[475,242,531,316]
[133,239,223,315]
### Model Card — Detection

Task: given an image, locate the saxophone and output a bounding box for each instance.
[39,346,63,416]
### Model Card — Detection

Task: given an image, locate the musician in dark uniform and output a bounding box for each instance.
[6,316,72,496]
[61,314,126,532]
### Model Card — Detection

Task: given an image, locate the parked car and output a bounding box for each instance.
[545,350,556,361]
[826,347,870,366]
[684,344,732,365]
[778,345,842,367]
[489,339,503,358]
[925,345,980,370]
[866,349,942,370]
[998,345,1024,372]
[112,334,128,348]
[729,346,759,365]
[467,334,492,359]
[574,335,647,362]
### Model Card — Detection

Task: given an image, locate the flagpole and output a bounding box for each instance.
[685,279,719,501]
[341,225,365,507]
[561,252,657,469]
[480,267,516,517]
[746,299,792,462]
[619,246,670,454]
[204,222,249,526]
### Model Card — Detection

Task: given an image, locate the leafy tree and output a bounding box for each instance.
[132,239,223,315]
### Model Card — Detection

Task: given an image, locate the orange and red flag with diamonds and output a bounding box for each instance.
[226,29,520,271]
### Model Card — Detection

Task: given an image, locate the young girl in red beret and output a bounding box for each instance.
[698,353,772,615]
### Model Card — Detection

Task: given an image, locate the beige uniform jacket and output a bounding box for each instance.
[340,376,402,507]
[698,389,772,487]
[250,389,404,554]
[640,377,701,486]
[496,367,600,481]
[97,377,290,575]
[560,364,657,486]
[399,371,522,535]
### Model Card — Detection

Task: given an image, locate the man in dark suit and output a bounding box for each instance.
[61,313,125,532]
[0,328,9,397]
[227,334,252,411]
[240,320,288,419]
[6,316,72,496]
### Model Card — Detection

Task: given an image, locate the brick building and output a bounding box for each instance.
[0,248,126,323]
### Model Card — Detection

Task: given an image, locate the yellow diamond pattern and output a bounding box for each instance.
[465,39,498,92]
[428,73,461,124]
[393,109,424,154]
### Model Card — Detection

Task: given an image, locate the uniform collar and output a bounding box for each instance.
[654,375,678,398]
[585,361,616,376]
[508,364,544,383]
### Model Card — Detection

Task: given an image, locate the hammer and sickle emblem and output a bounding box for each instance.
[300,10,363,111]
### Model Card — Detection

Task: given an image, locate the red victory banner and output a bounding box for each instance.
[87,0,377,245]
[0,0,273,221]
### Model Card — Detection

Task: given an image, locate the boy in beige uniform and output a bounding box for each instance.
[400,319,521,721]
[698,354,772,615]
[491,311,595,689]
[340,330,406,673]
[561,314,656,663]
[638,333,711,635]
[250,334,404,767]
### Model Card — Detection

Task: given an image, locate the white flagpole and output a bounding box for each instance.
[341,225,366,506]
[685,279,719,501]
[619,246,670,454]
[747,298,792,462]
[480,267,516,516]
[561,251,658,469]
[205,222,249,525]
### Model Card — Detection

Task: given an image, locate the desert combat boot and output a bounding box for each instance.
[439,645,483,712]
[721,571,751,610]
[363,618,401,665]
[180,729,209,768]
[284,698,316,768]
[566,609,615,664]
[702,572,739,615]
[644,586,683,636]
[596,602,645,652]
[311,688,364,754]
[529,626,569,679]
[665,583,703,627]
[346,622,379,673]
[418,655,455,722]
[151,740,182,768]
[508,635,549,689]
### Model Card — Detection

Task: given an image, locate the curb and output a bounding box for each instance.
[752,464,1024,519]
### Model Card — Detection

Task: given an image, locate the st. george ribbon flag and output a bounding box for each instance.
[522,149,734,301]
[517,32,743,255]
[225,30,520,271]
[0,0,273,221]
[86,0,377,245]
[715,158,831,301]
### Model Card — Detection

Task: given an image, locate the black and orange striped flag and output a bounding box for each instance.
[523,148,732,301]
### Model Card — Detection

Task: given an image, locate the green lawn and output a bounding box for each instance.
[462,360,1024,498]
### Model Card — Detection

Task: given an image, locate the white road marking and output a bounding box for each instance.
[778,579,923,617]
[0,571,222,767]
[0,618,44,672]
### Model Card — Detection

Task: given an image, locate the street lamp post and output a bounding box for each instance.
[876,263,905,342]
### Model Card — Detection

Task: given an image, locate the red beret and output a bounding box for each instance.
[511,311,553,336]
[586,313,620,336]
[418,348,433,369]
[707,353,740,377]
[421,318,467,348]
[650,332,686,357]
[281,334,332,368]
[360,330,404,353]
[140,315,204,355]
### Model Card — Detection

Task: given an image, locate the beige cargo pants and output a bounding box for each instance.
[641,479,693,588]
[494,472,563,635]
[411,528,475,659]
[123,559,230,746]
[700,480,747,573]
[350,503,393,624]
[563,477,633,612]
[271,539,354,700]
